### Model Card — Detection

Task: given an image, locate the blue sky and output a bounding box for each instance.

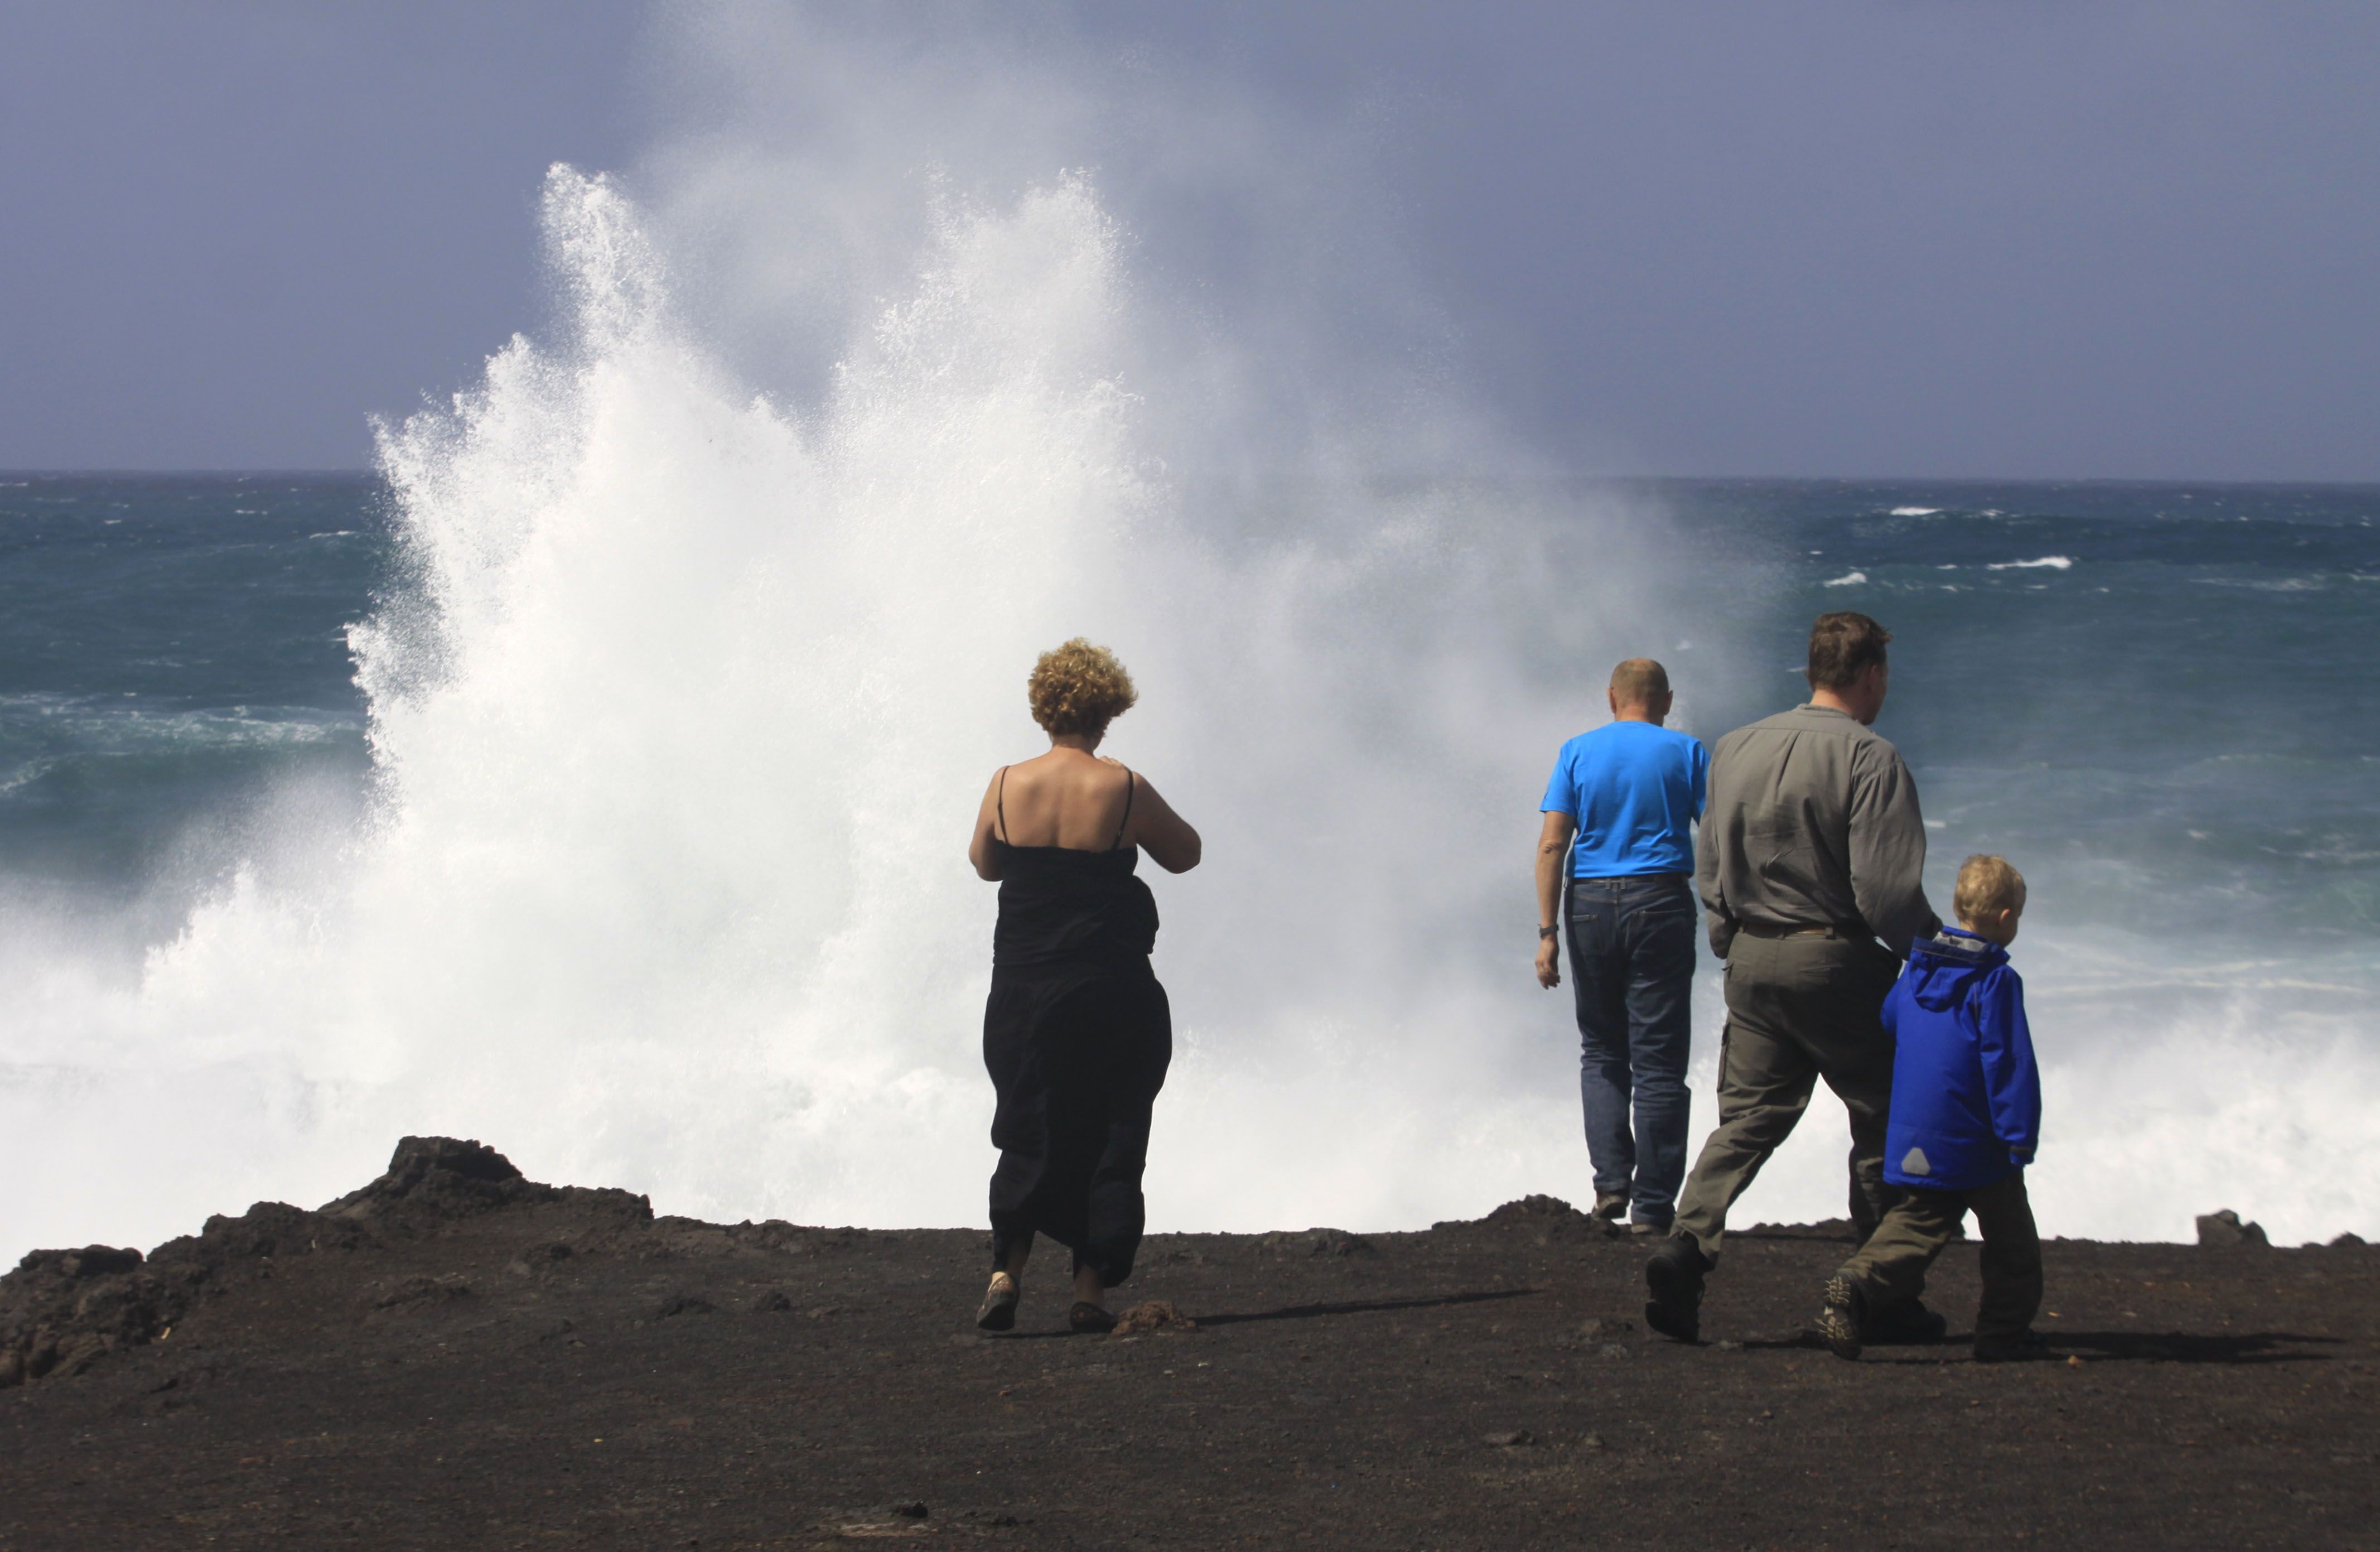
[2,1,2374,479]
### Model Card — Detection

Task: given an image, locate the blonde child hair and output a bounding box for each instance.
[1952,854,2026,927]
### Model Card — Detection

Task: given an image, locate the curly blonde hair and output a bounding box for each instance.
[1027,638,1138,736]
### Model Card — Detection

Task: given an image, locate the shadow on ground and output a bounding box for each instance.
[1194,1287,1542,1329]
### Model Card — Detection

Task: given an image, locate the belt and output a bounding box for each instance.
[1570,872,1689,885]
[1736,920,1861,940]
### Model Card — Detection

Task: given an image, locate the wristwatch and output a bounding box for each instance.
[1538,924,1560,941]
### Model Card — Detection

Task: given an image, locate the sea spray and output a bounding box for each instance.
[0,160,1663,1260]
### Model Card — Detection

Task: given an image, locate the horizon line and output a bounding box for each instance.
[4,467,2378,490]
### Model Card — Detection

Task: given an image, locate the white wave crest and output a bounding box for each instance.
[1986,555,2075,570]
[0,152,1688,1262]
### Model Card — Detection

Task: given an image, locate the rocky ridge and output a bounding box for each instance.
[0,1135,648,1388]
[2,1140,2374,1549]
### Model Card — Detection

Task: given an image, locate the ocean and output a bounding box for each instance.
[3,173,2376,1266]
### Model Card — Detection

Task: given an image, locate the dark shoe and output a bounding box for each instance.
[1818,1275,1865,1361]
[1628,1220,1667,1237]
[1973,1329,2054,1363]
[1863,1298,1949,1346]
[1643,1238,1710,1343]
[1068,1301,1118,1334]
[974,1273,1018,1332]
[1590,1192,1629,1222]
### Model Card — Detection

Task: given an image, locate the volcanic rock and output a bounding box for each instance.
[0,1135,653,1391]
[2196,1208,2271,1248]
[1252,1228,1375,1258]
[319,1134,544,1225]
[1111,1299,1198,1336]
[1479,1193,1623,1241]
[2,1141,2375,1548]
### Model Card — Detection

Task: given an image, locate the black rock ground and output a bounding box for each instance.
[3,1139,2374,1550]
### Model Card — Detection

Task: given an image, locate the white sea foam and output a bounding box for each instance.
[1823,570,1868,586]
[2,15,2373,1265]
[1987,555,2074,570]
[1889,505,1939,517]
[0,695,351,751]
[2193,576,2324,592]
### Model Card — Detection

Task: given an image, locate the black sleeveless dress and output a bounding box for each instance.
[983,768,1173,1287]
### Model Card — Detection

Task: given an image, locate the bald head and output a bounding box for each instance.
[1610,658,1669,707]
[1607,658,1673,725]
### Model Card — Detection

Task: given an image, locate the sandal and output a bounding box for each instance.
[976,1273,1019,1332]
[1068,1301,1117,1334]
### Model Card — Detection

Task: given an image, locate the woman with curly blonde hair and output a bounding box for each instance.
[966,638,1201,1333]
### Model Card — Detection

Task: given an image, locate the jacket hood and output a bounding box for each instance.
[1901,928,2008,1011]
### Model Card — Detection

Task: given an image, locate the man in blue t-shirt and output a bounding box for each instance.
[1534,658,1711,1232]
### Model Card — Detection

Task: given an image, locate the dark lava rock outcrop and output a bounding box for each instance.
[2196,1207,2271,1247]
[1464,1192,1623,1240]
[0,1135,648,1389]
[0,1246,186,1387]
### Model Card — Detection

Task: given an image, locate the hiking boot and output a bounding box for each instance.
[1818,1275,1865,1361]
[1590,1192,1629,1222]
[1972,1329,2054,1363]
[1863,1298,1949,1346]
[1643,1237,1710,1343]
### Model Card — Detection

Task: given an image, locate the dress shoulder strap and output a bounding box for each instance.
[996,766,1011,844]
[1112,767,1136,850]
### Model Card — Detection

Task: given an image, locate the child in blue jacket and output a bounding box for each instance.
[1819,854,2045,1362]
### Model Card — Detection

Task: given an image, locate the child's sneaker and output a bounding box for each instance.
[1818,1275,1865,1361]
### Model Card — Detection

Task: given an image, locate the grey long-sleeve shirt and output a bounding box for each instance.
[1693,703,1942,961]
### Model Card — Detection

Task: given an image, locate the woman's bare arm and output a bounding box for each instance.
[968,770,1006,880]
[1126,774,1201,873]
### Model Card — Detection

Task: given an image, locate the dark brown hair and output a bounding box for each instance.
[1807,611,1892,691]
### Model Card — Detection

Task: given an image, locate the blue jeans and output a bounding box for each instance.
[1566,874,1696,1227]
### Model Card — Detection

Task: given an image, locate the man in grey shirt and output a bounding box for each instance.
[1643,611,1942,1344]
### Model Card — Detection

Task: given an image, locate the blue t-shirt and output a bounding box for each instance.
[1541,720,1709,879]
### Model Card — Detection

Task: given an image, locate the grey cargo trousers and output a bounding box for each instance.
[1672,929,1904,1265]
[1836,1171,2041,1343]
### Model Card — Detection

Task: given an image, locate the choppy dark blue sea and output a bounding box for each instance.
[0,475,379,932]
[10,473,2372,935]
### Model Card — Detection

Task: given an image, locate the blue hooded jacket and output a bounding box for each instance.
[1881,928,2040,1192]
